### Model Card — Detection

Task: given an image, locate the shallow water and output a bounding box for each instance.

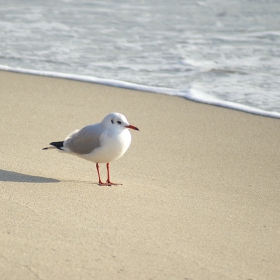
[1,0,280,113]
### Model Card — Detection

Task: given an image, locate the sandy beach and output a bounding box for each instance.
[1,70,280,280]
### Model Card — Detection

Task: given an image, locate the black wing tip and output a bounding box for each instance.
[50,141,64,150]
[42,141,64,150]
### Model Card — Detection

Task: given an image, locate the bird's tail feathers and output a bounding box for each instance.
[42,141,64,151]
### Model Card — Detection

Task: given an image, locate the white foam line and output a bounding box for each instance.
[1,64,280,119]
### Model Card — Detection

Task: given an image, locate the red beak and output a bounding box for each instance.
[125,124,139,131]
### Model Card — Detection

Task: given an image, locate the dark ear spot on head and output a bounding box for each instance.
[111,119,114,124]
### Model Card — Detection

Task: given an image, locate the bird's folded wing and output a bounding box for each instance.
[64,124,102,154]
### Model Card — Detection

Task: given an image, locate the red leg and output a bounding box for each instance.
[106,162,122,186]
[96,163,111,186]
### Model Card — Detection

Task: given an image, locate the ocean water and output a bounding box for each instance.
[0,0,280,117]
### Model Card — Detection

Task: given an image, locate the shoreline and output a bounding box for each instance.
[1,70,280,280]
[1,64,280,119]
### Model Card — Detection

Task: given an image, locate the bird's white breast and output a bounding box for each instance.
[79,129,131,163]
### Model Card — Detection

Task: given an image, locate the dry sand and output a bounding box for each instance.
[0,70,280,280]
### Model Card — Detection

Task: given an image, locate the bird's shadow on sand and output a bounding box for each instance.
[0,169,60,183]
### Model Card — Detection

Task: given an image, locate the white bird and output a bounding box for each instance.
[43,112,139,186]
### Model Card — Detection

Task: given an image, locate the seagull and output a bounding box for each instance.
[43,112,139,186]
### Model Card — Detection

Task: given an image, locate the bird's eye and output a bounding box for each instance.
[117,121,121,124]
[111,120,114,124]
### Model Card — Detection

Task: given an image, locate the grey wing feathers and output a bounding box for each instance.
[64,124,102,154]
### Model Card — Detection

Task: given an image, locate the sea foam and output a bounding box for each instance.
[1,64,280,119]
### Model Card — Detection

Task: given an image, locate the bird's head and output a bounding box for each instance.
[101,113,139,131]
